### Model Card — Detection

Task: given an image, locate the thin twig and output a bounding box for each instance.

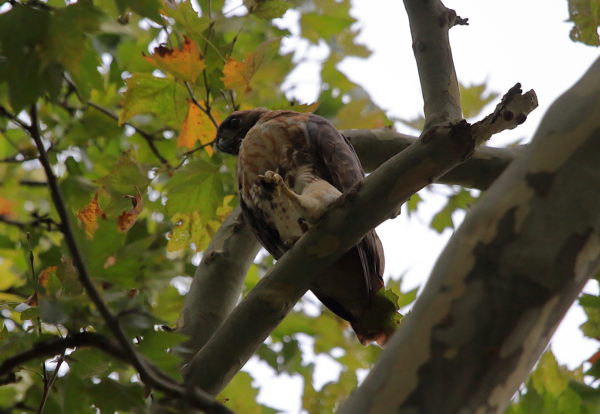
[86,101,172,167]
[0,105,31,131]
[26,104,232,414]
[0,332,126,380]
[0,214,61,232]
[62,77,172,168]
[37,352,64,414]
[175,139,216,169]
[183,81,219,128]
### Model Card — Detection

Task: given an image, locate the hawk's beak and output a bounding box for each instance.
[215,134,240,155]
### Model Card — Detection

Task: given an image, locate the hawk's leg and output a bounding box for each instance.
[258,170,341,224]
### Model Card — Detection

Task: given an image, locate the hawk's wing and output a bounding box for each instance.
[305,115,385,296]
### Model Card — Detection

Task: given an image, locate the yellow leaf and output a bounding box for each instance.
[0,292,24,304]
[222,57,254,92]
[167,200,233,253]
[0,259,21,291]
[77,193,106,239]
[143,36,206,83]
[167,213,192,252]
[117,191,144,232]
[177,100,217,154]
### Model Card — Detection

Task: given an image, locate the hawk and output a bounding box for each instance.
[216,108,398,344]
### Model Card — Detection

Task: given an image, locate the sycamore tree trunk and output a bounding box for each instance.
[338,57,600,414]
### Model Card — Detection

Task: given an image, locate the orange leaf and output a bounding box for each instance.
[221,39,279,92]
[143,36,205,83]
[177,100,217,153]
[0,197,11,216]
[38,266,58,289]
[117,191,144,232]
[221,56,254,92]
[77,193,106,239]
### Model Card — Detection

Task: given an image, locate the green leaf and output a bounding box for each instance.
[165,158,224,216]
[163,0,211,41]
[301,13,354,43]
[246,0,292,19]
[115,0,162,22]
[0,385,17,409]
[568,0,600,46]
[430,205,453,233]
[406,193,422,216]
[531,352,569,396]
[430,189,478,233]
[137,329,186,379]
[69,348,115,379]
[119,73,189,127]
[579,293,600,308]
[39,298,69,325]
[88,379,145,412]
[459,82,499,119]
[219,371,278,414]
[154,284,185,322]
[41,0,102,77]
[0,5,61,110]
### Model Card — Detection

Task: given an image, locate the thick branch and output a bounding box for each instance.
[176,207,260,362]
[344,129,524,190]
[183,86,536,395]
[338,57,600,414]
[404,0,463,126]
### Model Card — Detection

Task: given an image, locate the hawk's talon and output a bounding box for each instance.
[257,170,285,196]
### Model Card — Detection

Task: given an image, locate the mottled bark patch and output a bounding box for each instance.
[525,171,554,197]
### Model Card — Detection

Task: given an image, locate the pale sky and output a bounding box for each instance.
[239,1,599,412]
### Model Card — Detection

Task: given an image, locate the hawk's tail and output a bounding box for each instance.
[351,292,402,346]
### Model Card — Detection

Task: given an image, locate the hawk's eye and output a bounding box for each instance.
[227,117,241,129]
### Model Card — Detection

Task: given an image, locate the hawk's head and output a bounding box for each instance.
[216,108,268,155]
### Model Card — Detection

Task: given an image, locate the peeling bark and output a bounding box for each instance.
[338,57,600,414]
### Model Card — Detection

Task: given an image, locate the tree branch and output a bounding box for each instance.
[27,105,232,414]
[0,332,126,382]
[404,0,463,127]
[62,77,172,168]
[176,207,260,363]
[182,85,537,395]
[85,101,172,168]
[344,129,525,190]
[338,56,600,414]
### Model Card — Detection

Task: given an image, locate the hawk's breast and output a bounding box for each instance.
[237,112,315,252]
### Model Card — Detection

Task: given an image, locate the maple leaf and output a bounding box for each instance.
[177,100,217,153]
[222,57,254,92]
[27,266,59,306]
[221,38,280,92]
[143,36,205,83]
[38,266,59,289]
[117,191,144,232]
[77,192,106,238]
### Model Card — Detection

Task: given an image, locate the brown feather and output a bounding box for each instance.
[216,109,398,344]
